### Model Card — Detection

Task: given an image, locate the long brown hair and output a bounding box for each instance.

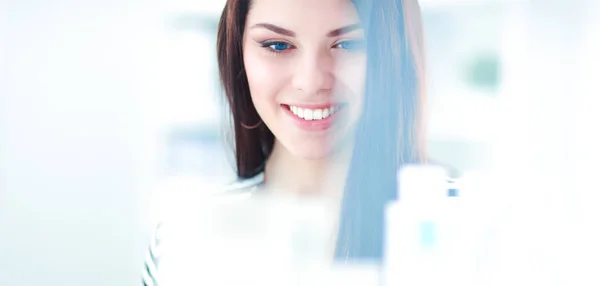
[217,0,426,261]
[217,0,273,179]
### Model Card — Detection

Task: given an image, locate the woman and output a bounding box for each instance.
[143,0,426,284]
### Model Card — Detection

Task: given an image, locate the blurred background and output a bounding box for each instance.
[1,0,599,285]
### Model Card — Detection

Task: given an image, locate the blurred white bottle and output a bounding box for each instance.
[383,165,449,286]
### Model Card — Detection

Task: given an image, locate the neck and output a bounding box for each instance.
[263,141,352,198]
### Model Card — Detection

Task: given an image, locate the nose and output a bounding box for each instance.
[291,49,334,95]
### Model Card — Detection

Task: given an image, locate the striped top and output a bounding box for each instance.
[141,173,264,286]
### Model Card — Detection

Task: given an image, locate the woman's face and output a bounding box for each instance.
[243,0,367,160]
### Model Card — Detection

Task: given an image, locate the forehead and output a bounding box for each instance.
[246,0,360,31]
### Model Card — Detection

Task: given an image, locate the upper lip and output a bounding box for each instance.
[282,103,341,109]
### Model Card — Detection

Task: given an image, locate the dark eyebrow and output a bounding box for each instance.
[250,23,362,38]
[326,24,361,37]
[251,23,295,37]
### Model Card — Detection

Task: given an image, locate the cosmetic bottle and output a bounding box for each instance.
[383,165,449,286]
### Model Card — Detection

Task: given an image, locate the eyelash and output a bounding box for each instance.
[259,40,365,55]
[259,41,294,54]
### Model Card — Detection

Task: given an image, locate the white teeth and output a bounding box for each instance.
[287,105,339,121]
[304,110,314,120]
[313,109,323,120]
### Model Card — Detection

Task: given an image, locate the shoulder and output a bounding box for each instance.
[219,172,264,195]
[141,173,264,285]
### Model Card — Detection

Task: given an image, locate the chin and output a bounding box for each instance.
[286,140,340,160]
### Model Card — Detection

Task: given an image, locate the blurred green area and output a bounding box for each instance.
[465,53,500,91]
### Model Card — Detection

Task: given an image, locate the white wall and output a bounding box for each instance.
[480,0,600,284]
[0,0,167,285]
[0,0,233,284]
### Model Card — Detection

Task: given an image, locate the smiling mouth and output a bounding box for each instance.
[283,104,342,121]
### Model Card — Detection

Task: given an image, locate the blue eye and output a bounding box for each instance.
[261,41,292,52]
[271,42,290,51]
[335,40,366,51]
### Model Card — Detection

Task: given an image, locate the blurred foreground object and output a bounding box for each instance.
[156,194,380,286]
[384,165,502,286]
[152,162,600,285]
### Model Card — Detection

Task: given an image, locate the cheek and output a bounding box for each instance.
[243,51,288,107]
[336,56,367,118]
